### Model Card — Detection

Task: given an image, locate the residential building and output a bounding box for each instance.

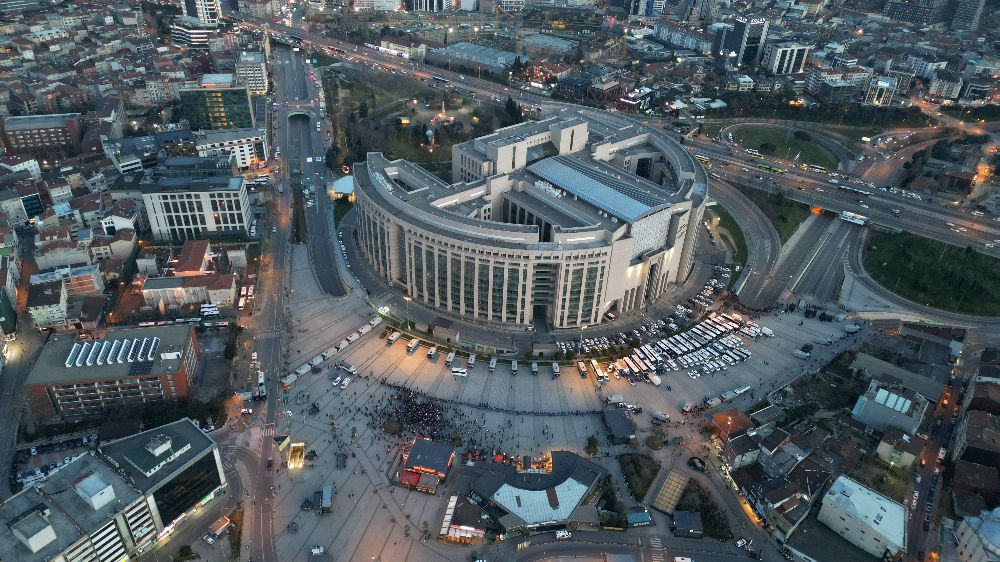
[817,476,907,558]
[955,508,1000,562]
[234,51,268,95]
[379,37,430,62]
[178,74,255,131]
[169,16,217,50]
[761,42,810,76]
[27,280,68,330]
[675,0,717,24]
[864,76,899,107]
[817,79,860,104]
[908,55,949,79]
[851,380,929,435]
[655,21,713,54]
[31,264,105,297]
[953,410,1000,469]
[929,71,964,99]
[0,155,42,182]
[952,0,985,31]
[0,114,84,162]
[23,325,200,419]
[875,427,925,469]
[139,176,250,242]
[882,0,946,25]
[193,128,268,170]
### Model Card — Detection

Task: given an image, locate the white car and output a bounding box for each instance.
[555,530,572,540]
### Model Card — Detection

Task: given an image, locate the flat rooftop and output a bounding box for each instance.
[26,324,193,386]
[98,418,216,493]
[140,176,243,194]
[823,476,906,549]
[194,127,265,144]
[0,454,141,562]
[2,113,80,130]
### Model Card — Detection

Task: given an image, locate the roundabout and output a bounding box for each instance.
[720,123,852,171]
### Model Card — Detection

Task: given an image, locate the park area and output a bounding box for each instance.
[734,185,811,243]
[729,126,841,170]
[863,231,1000,315]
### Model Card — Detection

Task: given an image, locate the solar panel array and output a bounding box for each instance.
[874,388,912,413]
[65,336,161,368]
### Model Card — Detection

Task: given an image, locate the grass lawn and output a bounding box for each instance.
[734,184,811,243]
[617,453,661,501]
[731,126,841,170]
[700,123,724,139]
[864,231,1000,315]
[710,205,748,267]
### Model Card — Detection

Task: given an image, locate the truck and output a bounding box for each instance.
[294,364,311,376]
[605,394,625,405]
[320,484,333,513]
[760,327,774,337]
[445,351,456,366]
[358,324,372,335]
[387,331,402,345]
[346,333,360,343]
[427,346,438,359]
[407,339,421,353]
[209,516,232,538]
[511,360,518,375]
[844,323,861,334]
[651,411,670,422]
[648,374,662,386]
[369,317,383,328]
[335,339,349,351]
[235,391,253,401]
[682,402,695,414]
[815,337,833,345]
[321,347,337,361]
[309,356,323,367]
[467,354,477,368]
[793,349,811,359]
[705,397,722,408]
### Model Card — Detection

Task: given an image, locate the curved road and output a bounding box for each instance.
[709,180,782,308]
[720,122,854,171]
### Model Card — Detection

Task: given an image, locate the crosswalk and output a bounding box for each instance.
[262,425,275,436]
[256,330,282,341]
[648,536,664,562]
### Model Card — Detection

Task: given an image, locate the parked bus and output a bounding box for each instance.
[407,339,420,353]
[238,297,246,311]
[489,357,497,372]
[445,351,456,365]
[451,368,468,377]
[576,361,588,377]
[387,331,402,345]
[589,359,606,381]
[552,362,560,377]
[427,346,438,359]
[467,354,476,368]
[511,360,518,375]
[530,361,539,375]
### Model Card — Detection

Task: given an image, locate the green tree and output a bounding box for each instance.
[793,130,811,141]
[585,435,599,456]
[359,101,369,119]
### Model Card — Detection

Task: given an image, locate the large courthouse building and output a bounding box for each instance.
[352,106,707,329]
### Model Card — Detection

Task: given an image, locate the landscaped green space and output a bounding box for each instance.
[730,126,841,170]
[675,480,733,540]
[863,231,1000,315]
[618,453,661,501]
[943,105,1000,123]
[700,123,724,139]
[734,184,811,243]
[710,205,748,267]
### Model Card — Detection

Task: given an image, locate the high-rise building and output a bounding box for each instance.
[882,0,946,25]
[676,0,717,23]
[234,51,268,95]
[864,76,899,107]
[0,114,83,162]
[715,14,769,68]
[181,0,221,27]
[761,42,810,75]
[952,0,985,31]
[178,74,255,130]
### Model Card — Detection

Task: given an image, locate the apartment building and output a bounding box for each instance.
[234,51,268,95]
[193,128,268,170]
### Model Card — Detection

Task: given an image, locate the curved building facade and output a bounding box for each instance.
[352,106,707,329]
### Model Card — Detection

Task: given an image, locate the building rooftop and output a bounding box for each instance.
[140,176,243,194]
[26,324,193,387]
[237,51,264,64]
[403,438,454,476]
[0,453,141,562]
[603,408,636,440]
[193,128,264,145]
[98,418,216,493]
[2,113,80,131]
[822,476,907,549]
[26,280,63,308]
[174,240,210,273]
[198,73,237,87]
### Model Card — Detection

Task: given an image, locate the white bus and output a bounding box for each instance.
[552,362,560,377]
[589,359,606,381]
[530,361,538,375]
[238,297,246,311]
[576,361,588,377]
[488,357,497,372]
[387,331,402,345]
[445,351,456,366]
[427,346,437,359]
[407,339,420,353]
[451,368,468,377]
[511,360,518,375]
[467,354,476,368]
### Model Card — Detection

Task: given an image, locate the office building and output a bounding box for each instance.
[0,114,83,162]
[234,51,268,95]
[97,419,227,545]
[169,16,216,50]
[140,176,250,241]
[864,76,899,107]
[761,42,810,76]
[193,128,268,170]
[955,508,1000,562]
[179,74,255,131]
[818,476,907,558]
[851,380,929,435]
[181,0,221,27]
[676,0,717,23]
[23,325,200,419]
[715,14,769,68]
[0,0,46,11]
[882,0,946,25]
[354,106,706,329]
[930,70,965,99]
